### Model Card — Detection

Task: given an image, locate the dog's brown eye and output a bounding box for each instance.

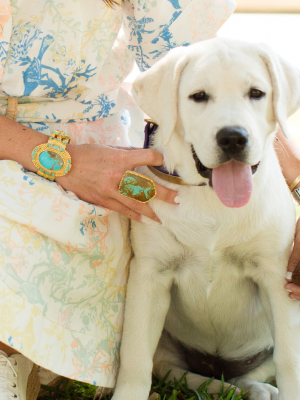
[190,91,209,102]
[249,88,265,100]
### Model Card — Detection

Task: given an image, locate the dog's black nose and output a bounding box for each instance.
[216,127,249,155]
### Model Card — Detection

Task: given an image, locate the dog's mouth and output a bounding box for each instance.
[191,146,260,208]
[191,146,260,181]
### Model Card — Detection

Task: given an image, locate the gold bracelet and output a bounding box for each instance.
[31,131,71,181]
[289,175,300,192]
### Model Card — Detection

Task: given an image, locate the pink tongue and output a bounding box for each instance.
[212,160,253,208]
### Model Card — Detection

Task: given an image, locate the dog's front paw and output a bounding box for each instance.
[234,379,278,400]
[111,385,151,400]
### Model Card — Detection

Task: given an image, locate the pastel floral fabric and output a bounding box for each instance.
[0,0,235,387]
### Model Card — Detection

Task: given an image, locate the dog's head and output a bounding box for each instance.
[132,38,300,208]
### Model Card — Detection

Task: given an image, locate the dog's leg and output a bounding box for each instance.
[153,336,241,395]
[258,271,300,400]
[229,357,278,399]
[112,257,174,400]
[233,379,278,400]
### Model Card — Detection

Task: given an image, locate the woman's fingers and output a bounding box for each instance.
[155,182,179,204]
[285,218,300,299]
[287,241,300,275]
[107,146,142,151]
[116,192,161,223]
[99,198,142,223]
[285,283,300,301]
[116,149,179,207]
[286,218,300,280]
[97,194,161,223]
[129,148,164,169]
[60,144,178,222]
[286,249,300,286]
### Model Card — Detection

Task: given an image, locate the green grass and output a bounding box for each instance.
[39,378,98,400]
[38,372,250,400]
[150,371,249,400]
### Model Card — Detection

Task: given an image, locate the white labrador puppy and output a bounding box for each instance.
[112,38,300,400]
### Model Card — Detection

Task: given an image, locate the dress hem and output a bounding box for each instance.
[0,279,119,388]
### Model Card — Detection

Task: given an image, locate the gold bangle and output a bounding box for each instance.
[289,175,300,192]
[31,131,71,181]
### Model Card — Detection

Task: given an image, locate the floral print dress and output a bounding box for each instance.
[0,0,235,387]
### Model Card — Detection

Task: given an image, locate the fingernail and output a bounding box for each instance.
[286,289,293,293]
[286,272,293,280]
[174,196,180,204]
[152,216,161,224]
[291,298,298,301]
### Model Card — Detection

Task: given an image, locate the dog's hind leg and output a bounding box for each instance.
[153,334,241,395]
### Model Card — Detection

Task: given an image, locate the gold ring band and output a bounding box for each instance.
[289,175,300,192]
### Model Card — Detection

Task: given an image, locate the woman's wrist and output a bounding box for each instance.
[0,115,49,173]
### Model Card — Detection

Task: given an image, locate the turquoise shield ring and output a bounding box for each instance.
[118,171,157,203]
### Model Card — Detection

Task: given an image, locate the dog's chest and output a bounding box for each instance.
[155,189,266,251]
[164,249,273,357]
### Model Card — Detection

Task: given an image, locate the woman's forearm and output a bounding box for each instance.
[0,115,51,172]
[275,128,300,189]
[3,119,299,192]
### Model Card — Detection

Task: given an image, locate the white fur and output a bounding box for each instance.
[112,38,300,400]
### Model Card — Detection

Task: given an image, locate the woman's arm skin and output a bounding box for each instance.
[275,128,300,300]
[0,115,178,223]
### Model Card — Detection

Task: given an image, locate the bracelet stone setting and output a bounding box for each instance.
[31,130,71,181]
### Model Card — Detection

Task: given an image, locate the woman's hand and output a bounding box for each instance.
[285,217,300,300]
[274,130,300,300]
[56,144,178,223]
[0,116,177,223]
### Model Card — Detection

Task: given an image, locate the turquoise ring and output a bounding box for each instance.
[118,171,157,203]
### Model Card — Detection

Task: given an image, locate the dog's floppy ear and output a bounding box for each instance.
[258,44,300,137]
[132,47,189,146]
